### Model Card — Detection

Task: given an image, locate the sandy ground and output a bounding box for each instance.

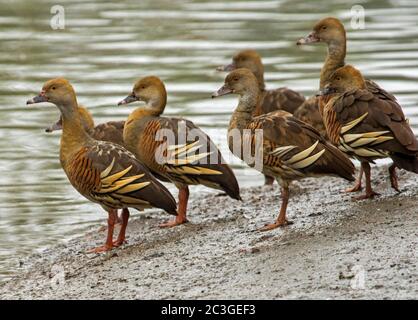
[0,165,417,299]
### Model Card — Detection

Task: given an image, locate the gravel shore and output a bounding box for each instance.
[1,165,417,299]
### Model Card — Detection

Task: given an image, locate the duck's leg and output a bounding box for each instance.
[87,209,117,253]
[389,164,400,192]
[97,209,122,232]
[159,186,189,228]
[264,175,275,186]
[113,208,130,247]
[259,185,292,231]
[354,162,379,200]
[344,166,363,192]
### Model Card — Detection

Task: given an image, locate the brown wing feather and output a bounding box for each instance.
[293,96,327,138]
[91,121,125,146]
[65,141,177,214]
[245,111,354,182]
[325,89,418,160]
[255,87,305,116]
[134,117,241,200]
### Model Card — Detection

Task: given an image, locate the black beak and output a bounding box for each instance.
[296,31,320,46]
[318,86,336,96]
[212,85,233,98]
[118,93,138,106]
[216,63,236,72]
[45,117,63,133]
[27,93,48,105]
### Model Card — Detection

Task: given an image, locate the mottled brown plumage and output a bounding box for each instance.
[213,69,355,230]
[293,96,327,137]
[217,49,323,184]
[297,16,397,191]
[321,65,418,198]
[27,78,177,253]
[217,50,305,115]
[119,76,241,227]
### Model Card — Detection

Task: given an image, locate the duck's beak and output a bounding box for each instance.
[45,117,63,133]
[216,63,236,72]
[296,31,320,45]
[118,93,138,106]
[27,91,48,105]
[318,85,336,96]
[212,85,233,98]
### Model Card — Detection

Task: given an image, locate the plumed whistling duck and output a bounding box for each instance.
[27,78,177,253]
[212,69,355,231]
[217,49,318,186]
[297,16,397,192]
[320,65,418,199]
[217,50,305,116]
[46,106,126,226]
[118,76,241,228]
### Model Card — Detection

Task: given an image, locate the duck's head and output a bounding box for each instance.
[212,68,259,98]
[118,76,167,108]
[45,105,94,133]
[217,50,264,90]
[297,17,346,46]
[320,65,366,95]
[27,78,77,116]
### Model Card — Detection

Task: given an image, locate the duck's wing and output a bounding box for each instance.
[66,141,177,214]
[365,79,397,101]
[91,121,125,146]
[293,96,327,137]
[326,89,418,157]
[140,117,241,200]
[247,111,354,181]
[258,87,305,115]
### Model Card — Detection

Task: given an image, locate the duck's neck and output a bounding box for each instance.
[59,101,91,163]
[254,68,266,92]
[320,40,346,89]
[228,89,259,132]
[127,97,166,125]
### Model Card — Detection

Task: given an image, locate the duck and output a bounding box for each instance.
[320,65,418,199]
[296,16,397,192]
[217,49,327,184]
[118,76,241,227]
[45,106,126,226]
[212,68,355,230]
[45,105,125,146]
[27,78,177,253]
[217,50,305,116]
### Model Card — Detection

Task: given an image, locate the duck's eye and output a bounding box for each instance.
[336,77,341,81]
[322,26,327,30]
[52,86,56,90]
[233,77,239,81]
[141,86,146,89]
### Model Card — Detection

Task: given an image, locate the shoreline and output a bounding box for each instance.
[1,165,417,299]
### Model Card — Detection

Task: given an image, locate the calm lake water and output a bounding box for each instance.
[0,0,418,281]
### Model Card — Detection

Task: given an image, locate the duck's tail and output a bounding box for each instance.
[391,153,418,174]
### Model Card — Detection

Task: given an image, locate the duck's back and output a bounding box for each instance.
[91,121,125,146]
[63,139,177,214]
[324,88,418,161]
[254,87,305,117]
[124,114,240,200]
[293,96,327,137]
[242,111,354,182]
